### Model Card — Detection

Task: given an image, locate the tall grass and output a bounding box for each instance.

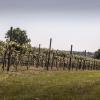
[0,69,100,100]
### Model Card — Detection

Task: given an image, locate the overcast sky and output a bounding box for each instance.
[0,0,100,52]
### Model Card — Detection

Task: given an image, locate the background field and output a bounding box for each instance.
[0,68,100,100]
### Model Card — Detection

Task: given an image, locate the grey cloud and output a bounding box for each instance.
[0,0,99,22]
[0,0,100,13]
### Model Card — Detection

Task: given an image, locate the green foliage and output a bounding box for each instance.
[0,41,6,55]
[5,27,31,55]
[94,49,100,59]
[6,27,30,45]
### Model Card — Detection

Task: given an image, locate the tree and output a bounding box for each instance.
[6,27,30,45]
[5,27,30,71]
[94,49,100,59]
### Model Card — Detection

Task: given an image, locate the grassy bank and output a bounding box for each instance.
[0,69,100,100]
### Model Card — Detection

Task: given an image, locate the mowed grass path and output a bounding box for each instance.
[0,69,100,100]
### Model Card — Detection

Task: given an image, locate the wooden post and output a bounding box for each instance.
[32,49,35,66]
[55,50,59,70]
[85,50,87,70]
[47,38,52,70]
[91,61,94,70]
[80,59,83,70]
[69,45,73,70]
[7,27,13,71]
[85,50,86,57]
[41,55,44,68]
[59,57,62,70]
[83,50,86,70]
[36,44,41,68]
[45,53,47,69]
[94,60,96,70]
[51,52,54,70]
[74,58,79,71]
[2,45,7,71]
[63,55,66,70]
[88,60,90,70]
[27,51,31,70]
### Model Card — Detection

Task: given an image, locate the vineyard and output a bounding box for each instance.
[1,45,100,71]
[0,0,100,99]
[0,27,100,71]
[0,27,100,100]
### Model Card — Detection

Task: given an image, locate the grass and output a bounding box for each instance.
[0,68,100,100]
